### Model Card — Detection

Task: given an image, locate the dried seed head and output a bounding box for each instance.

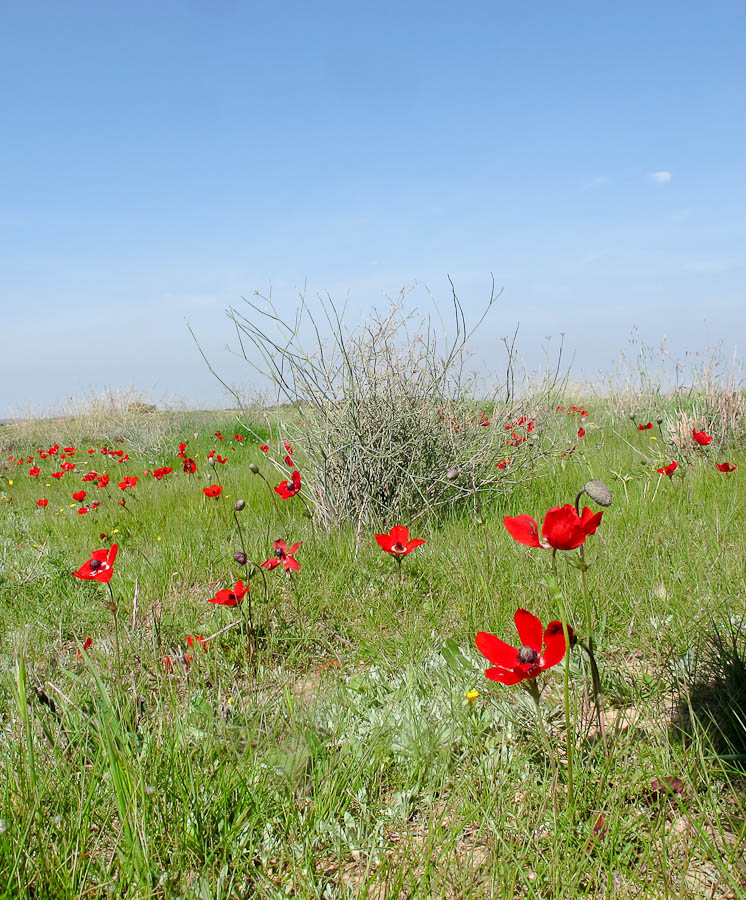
[208,456,216,467]
[656,417,663,425]
[234,499,246,511]
[583,479,612,507]
[446,467,460,481]
[629,413,636,421]
[249,463,260,475]
[233,551,248,566]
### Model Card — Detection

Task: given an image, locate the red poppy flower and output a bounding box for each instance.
[77,637,93,658]
[77,507,89,514]
[72,490,86,502]
[577,428,585,438]
[186,636,207,650]
[82,470,98,482]
[716,462,737,473]
[37,499,48,507]
[275,470,301,498]
[61,461,75,472]
[29,466,40,477]
[152,467,173,479]
[183,458,197,474]
[214,430,224,440]
[260,445,269,453]
[657,460,677,478]
[284,442,293,455]
[375,525,426,556]
[208,580,248,607]
[202,484,223,498]
[118,475,138,489]
[234,434,244,442]
[476,609,570,684]
[96,474,109,488]
[284,455,293,467]
[638,423,654,431]
[73,544,118,583]
[692,428,713,446]
[51,471,64,479]
[261,539,302,572]
[504,504,602,551]
[64,447,75,455]
[496,458,512,470]
[216,455,227,464]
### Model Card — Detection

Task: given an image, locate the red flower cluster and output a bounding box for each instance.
[716,462,737,473]
[261,539,301,572]
[375,525,425,556]
[73,545,118,583]
[504,504,602,551]
[476,609,569,685]
[208,580,248,607]
[657,461,677,478]
[692,429,713,446]
[275,470,301,498]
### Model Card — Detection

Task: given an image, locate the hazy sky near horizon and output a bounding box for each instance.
[2,2,745,418]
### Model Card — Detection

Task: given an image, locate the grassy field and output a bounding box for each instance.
[1,402,746,899]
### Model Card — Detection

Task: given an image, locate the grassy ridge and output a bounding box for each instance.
[1,408,745,898]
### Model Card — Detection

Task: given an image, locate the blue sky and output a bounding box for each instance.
[2,1,745,417]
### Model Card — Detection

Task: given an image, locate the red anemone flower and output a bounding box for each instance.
[375,525,426,556]
[202,484,223,498]
[72,490,86,502]
[275,470,301,498]
[118,476,138,489]
[476,609,570,685]
[260,445,269,453]
[657,460,678,478]
[216,455,227,464]
[577,428,585,438]
[183,458,197,474]
[208,580,248,607]
[504,505,602,551]
[716,462,737,473]
[261,539,302,572]
[73,544,118,583]
[37,499,48,507]
[152,466,173,479]
[29,466,40,477]
[692,428,713,446]
[186,636,207,650]
[637,422,654,431]
[234,434,243,442]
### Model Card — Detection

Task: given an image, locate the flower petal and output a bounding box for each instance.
[514,608,543,652]
[389,525,410,544]
[288,542,302,555]
[404,539,425,553]
[475,632,520,668]
[539,621,567,669]
[485,667,526,685]
[503,515,541,547]
[376,534,394,552]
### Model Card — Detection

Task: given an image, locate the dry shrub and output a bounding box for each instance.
[224,285,562,529]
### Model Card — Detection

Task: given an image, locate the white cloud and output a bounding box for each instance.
[650,171,672,184]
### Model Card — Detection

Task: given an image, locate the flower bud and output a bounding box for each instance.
[629,413,636,421]
[446,467,460,481]
[249,463,260,475]
[233,551,248,566]
[582,479,612,507]
[656,417,663,425]
[234,499,246,511]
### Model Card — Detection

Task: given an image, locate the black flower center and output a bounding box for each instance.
[89,559,102,571]
[517,645,539,666]
[392,542,406,553]
[275,547,285,558]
